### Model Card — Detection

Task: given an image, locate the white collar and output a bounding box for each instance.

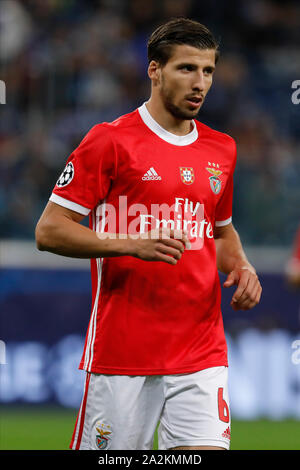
[138,102,198,146]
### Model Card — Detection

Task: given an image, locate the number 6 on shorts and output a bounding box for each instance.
[218,387,230,423]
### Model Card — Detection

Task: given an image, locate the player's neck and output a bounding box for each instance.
[145,98,193,136]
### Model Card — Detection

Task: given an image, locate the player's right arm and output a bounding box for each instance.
[36,124,187,264]
[35,201,187,265]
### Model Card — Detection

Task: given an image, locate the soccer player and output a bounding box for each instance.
[35,18,262,450]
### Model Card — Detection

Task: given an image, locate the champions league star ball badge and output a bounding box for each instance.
[180,167,195,185]
[56,162,74,187]
[206,162,222,195]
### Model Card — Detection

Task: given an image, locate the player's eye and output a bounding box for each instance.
[179,65,194,72]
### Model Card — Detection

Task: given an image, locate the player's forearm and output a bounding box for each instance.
[214,224,253,274]
[35,215,134,259]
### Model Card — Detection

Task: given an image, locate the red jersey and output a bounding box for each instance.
[50,103,237,375]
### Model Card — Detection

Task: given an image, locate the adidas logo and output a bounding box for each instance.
[142,167,162,181]
[222,426,231,440]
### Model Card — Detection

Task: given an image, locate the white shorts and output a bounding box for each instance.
[70,366,230,450]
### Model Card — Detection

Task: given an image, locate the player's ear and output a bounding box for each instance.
[148,60,161,85]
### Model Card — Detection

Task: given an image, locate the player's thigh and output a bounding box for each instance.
[158,366,231,450]
[71,372,164,450]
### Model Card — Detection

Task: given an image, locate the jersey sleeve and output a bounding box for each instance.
[214,138,237,227]
[49,124,117,215]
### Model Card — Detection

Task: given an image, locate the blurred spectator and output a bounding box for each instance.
[0,0,299,244]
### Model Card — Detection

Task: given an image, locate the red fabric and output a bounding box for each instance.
[51,108,237,375]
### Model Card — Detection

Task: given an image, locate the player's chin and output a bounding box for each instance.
[183,102,202,117]
[177,107,199,120]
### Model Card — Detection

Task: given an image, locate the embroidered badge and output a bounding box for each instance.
[95,422,112,450]
[180,167,195,185]
[205,162,222,194]
[56,162,74,188]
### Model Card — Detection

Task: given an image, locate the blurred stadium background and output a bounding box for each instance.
[0,0,300,450]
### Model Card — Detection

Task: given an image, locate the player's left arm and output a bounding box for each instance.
[214,222,262,310]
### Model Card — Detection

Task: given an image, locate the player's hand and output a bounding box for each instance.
[131,228,190,265]
[286,258,300,288]
[223,265,262,310]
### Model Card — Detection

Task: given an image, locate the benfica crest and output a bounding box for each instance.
[180,167,195,185]
[95,424,112,449]
[206,163,222,195]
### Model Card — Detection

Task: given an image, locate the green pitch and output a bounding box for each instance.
[0,406,299,450]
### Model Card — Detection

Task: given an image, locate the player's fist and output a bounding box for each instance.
[223,265,262,311]
[131,228,190,265]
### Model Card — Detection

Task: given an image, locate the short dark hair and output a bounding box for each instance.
[147,18,220,66]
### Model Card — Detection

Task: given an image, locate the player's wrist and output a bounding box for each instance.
[94,232,136,257]
[127,237,137,257]
[120,235,138,257]
[234,262,256,275]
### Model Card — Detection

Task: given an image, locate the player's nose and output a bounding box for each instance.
[192,71,205,91]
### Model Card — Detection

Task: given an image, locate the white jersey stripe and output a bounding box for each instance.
[49,193,91,216]
[87,257,103,371]
[83,206,103,370]
[215,216,232,227]
[85,201,106,371]
[83,208,98,369]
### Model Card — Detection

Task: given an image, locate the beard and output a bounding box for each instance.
[159,75,200,121]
